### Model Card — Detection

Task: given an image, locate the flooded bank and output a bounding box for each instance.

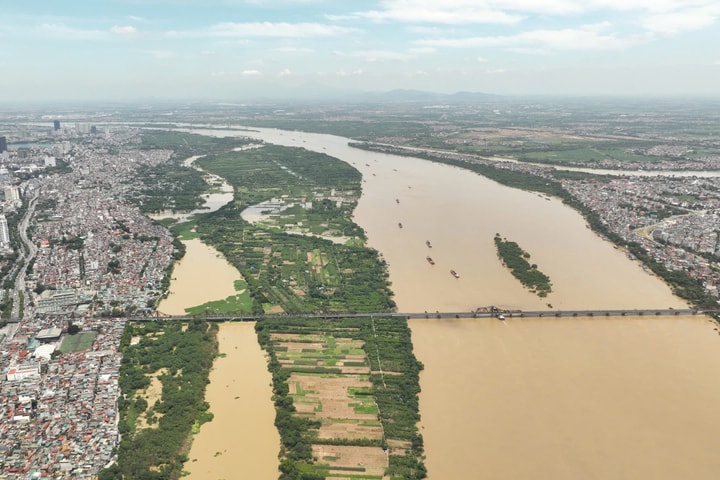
[410,316,720,480]
[157,238,242,315]
[184,322,279,480]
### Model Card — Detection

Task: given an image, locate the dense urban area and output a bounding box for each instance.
[1,97,720,479]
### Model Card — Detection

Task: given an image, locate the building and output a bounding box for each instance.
[3,185,20,202]
[54,120,61,130]
[0,136,7,152]
[0,214,9,246]
[6,362,40,381]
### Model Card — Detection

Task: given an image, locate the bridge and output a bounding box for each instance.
[125,307,714,323]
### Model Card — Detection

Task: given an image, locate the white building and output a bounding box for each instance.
[6,363,40,381]
[0,214,10,246]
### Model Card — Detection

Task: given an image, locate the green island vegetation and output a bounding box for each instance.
[256,316,425,480]
[494,234,552,297]
[350,142,718,310]
[99,319,218,480]
[193,144,395,314]
[134,131,252,214]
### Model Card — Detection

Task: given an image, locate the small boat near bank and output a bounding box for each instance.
[426,256,435,265]
[450,270,460,278]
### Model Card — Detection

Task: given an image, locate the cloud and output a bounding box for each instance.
[355,0,718,19]
[350,50,417,62]
[417,23,648,51]
[110,25,138,35]
[241,69,262,76]
[169,22,356,39]
[408,46,437,54]
[199,50,216,56]
[336,1,524,25]
[641,5,720,34]
[278,68,292,77]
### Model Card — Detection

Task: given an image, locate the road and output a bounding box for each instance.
[9,183,40,320]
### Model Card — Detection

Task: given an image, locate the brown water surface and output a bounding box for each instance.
[158,238,242,315]
[184,322,279,480]
[411,316,720,480]
[179,126,720,480]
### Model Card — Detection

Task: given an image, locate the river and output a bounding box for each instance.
[165,126,720,479]
[154,156,279,479]
[183,322,279,480]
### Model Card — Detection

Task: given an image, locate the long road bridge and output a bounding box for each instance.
[125,307,716,323]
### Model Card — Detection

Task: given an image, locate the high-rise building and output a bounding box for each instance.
[53,120,61,131]
[0,214,10,246]
[0,136,6,152]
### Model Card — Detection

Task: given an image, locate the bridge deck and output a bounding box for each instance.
[126,308,713,322]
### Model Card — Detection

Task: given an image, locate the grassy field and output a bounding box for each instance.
[58,332,97,353]
[184,279,253,315]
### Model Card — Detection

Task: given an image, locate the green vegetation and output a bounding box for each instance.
[58,332,97,353]
[195,144,395,314]
[184,279,253,315]
[99,319,218,480]
[494,235,552,297]
[133,131,252,214]
[256,317,426,480]
[140,130,252,159]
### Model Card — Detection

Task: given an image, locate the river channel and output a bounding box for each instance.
[154,157,279,479]
[164,126,720,479]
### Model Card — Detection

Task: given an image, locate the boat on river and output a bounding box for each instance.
[450,270,460,278]
[426,256,435,265]
[426,240,432,248]
[398,222,403,228]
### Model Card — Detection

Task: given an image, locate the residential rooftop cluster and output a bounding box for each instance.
[0,317,125,479]
[0,124,183,479]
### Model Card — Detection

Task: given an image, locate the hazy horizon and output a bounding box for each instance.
[2,1,720,102]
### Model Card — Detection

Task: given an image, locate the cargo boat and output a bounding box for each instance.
[426,240,432,248]
[450,270,460,278]
[398,222,403,228]
[426,256,435,265]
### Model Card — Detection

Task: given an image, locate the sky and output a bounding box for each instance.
[2,0,720,101]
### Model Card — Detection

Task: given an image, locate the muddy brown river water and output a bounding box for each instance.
[163,126,720,479]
